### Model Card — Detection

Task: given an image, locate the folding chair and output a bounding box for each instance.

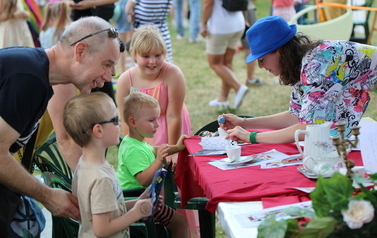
[163,169,216,238]
[34,133,73,183]
[194,115,254,135]
[350,0,375,44]
[41,172,159,238]
[35,133,168,238]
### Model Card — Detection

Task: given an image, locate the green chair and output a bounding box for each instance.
[41,172,156,238]
[34,133,73,183]
[194,115,254,135]
[164,169,216,238]
[35,134,168,238]
[41,172,79,238]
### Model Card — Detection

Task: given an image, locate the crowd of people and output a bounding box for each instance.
[2,0,377,237]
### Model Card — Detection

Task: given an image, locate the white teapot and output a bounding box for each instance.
[294,122,336,158]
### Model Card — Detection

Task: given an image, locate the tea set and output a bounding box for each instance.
[295,122,345,178]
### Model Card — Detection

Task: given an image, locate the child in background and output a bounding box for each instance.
[116,24,191,151]
[0,0,34,48]
[115,0,133,72]
[126,0,173,61]
[117,92,189,238]
[63,92,153,237]
[39,0,71,48]
[271,0,296,22]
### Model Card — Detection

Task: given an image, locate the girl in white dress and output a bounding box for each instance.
[0,0,34,48]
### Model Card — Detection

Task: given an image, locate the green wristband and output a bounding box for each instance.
[249,132,259,144]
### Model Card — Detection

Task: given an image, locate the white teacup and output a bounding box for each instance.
[303,151,344,177]
[226,146,241,162]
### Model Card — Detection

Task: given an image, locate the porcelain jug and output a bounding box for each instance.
[294,122,336,158]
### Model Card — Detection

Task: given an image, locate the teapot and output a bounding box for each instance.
[294,122,336,158]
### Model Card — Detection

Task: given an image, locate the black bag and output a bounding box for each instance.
[222,0,248,12]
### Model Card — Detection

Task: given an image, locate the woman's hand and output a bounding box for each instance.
[218,114,244,130]
[200,24,208,37]
[226,126,251,143]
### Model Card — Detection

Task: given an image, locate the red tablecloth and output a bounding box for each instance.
[175,136,363,213]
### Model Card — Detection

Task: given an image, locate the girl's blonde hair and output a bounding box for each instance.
[41,0,71,39]
[129,24,167,60]
[63,92,115,147]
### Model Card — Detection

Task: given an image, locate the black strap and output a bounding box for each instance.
[21,126,39,173]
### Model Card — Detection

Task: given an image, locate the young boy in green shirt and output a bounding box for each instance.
[117,92,189,238]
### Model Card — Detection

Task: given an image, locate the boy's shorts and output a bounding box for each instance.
[153,204,175,226]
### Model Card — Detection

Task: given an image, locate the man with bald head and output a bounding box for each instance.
[0,16,121,235]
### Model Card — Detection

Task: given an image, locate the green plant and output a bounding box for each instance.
[258,172,377,238]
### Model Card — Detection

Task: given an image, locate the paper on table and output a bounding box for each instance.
[359,121,377,173]
[199,137,234,150]
[260,154,303,169]
[234,201,313,228]
[188,137,234,156]
[209,149,289,170]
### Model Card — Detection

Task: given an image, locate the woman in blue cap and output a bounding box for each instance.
[219,15,377,144]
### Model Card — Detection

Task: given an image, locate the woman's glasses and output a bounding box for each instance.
[70,27,118,46]
[81,116,119,133]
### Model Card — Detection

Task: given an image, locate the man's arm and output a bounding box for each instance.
[48,84,82,171]
[0,117,80,219]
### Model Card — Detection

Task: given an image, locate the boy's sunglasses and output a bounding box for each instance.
[81,116,119,134]
[97,116,119,126]
[70,27,118,46]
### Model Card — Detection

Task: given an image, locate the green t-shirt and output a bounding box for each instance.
[117,136,155,190]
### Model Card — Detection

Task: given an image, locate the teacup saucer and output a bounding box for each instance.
[218,156,254,166]
[297,166,318,179]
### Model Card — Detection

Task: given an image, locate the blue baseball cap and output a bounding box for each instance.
[246,16,297,63]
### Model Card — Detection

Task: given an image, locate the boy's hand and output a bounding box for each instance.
[164,154,178,172]
[133,198,152,218]
[152,195,164,214]
[176,134,189,151]
[156,144,169,162]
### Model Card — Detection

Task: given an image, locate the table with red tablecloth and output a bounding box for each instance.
[175,136,363,213]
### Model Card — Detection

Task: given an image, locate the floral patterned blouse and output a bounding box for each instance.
[290,40,377,136]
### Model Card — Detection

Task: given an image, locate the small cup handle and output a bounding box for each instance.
[303,156,316,170]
